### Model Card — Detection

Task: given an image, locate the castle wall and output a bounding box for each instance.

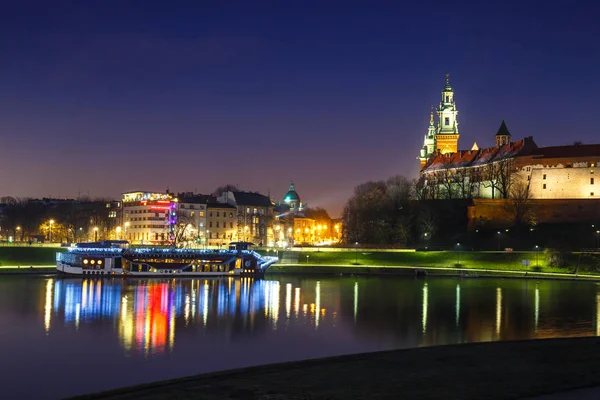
[468,198,600,230]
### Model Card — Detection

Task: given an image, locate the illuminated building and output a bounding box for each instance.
[122,191,175,244]
[216,191,275,246]
[177,193,211,246]
[418,76,600,210]
[207,203,237,247]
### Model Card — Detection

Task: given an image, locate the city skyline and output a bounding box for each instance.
[2,1,600,217]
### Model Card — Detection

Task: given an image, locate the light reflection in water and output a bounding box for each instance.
[353,281,358,323]
[44,279,54,333]
[315,281,321,329]
[455,284,460,327]
[534,285,540,331]
[45,277,600,358]
[496,287,502,336]
[422,283,428,334]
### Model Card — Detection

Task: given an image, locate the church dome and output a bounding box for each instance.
[283,183,300,203]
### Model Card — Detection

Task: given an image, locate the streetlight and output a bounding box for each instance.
[306,255,309,263]
[94,226,99,242]
[535,245,539,267]
[49,220,54,243]
[15,226,21,242]
[456,242,461,266]
[597,231,600,250]
[116,226,122,240]
[355,242,359,264]
[497,231,501,251]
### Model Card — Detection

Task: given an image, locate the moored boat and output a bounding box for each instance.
[56,241,278,277]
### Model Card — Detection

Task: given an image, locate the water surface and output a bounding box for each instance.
[1,276,599,399]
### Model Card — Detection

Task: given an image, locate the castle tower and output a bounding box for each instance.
[418,108,437,168]
[495,119,511,147]
[435,73,459,154]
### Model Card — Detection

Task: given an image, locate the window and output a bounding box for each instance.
[200,222,204,227]
[592,192,595,196]
[229,213,233,218]
[592,178,595,185]
[217,212,220,217]
[543,174,546,180]
[445,96,449,103]
[543,184,547,189]
[230,222,233,228]
[216,222,220,228]
[209,222,213,228]
[190,211,195,217]
[445,117,449,126]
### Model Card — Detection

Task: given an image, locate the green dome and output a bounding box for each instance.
[283,183,300,203]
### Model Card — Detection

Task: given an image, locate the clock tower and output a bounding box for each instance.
[435,74,459,154]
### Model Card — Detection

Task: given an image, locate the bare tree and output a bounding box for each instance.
[503,179,535,228]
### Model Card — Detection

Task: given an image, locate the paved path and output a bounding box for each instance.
[527,386,600,399]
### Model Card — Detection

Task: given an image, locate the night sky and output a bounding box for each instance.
[1,1,599,216]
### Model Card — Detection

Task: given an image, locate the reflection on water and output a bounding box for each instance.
[4,276,600,399]
[39,277,600,356]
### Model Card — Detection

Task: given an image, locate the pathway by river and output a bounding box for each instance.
[1,276,599,399]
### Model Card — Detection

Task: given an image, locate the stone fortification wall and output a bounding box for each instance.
[467,198,600,229]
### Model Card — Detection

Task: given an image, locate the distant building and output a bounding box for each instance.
[418,76,600,202]
[206,203,237,247]
[217,191,275,246]
[176,193,211,245]
[122,191,174,244]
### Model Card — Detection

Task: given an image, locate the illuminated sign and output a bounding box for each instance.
[122,192,172,203]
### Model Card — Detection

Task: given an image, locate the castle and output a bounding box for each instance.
[417,76,600,202]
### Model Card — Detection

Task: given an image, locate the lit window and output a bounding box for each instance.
[199,211,204,217]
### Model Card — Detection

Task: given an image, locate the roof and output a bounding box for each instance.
[496,120,511,136]
[283,182,300,202]
[231,191,273,207]
[178,194,215,204]
[207,202,236,209]
[422,136,538,172]
[530,144,600,159]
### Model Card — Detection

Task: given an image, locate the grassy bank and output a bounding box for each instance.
[69,337,600,400]
[272,250,600,275]
[0,247,65,267]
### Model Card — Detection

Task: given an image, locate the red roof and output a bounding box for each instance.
[422,137,538,172]
[530,144,600,159]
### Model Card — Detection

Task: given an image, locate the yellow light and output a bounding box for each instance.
[116,226,122,233]
[98,260,102,265]
[83,259,89,264]
[94,227,99,231]
[90,260,96,265]
[49,219,54,224]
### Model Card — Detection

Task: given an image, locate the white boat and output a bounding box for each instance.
[56,241,278,277]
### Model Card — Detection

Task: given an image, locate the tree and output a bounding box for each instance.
[503,180,535,229]
[212,184,239,196]
[171,211,195,247]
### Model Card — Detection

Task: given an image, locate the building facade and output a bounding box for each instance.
[417,77,600,202]
[217,191,275,246]
[206,203,237,247]
[122,191,174,244]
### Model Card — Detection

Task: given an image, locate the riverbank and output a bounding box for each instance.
[68,337,600,400]
[266,263,600,281]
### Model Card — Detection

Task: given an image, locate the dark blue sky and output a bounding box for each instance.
[1,0,598,216]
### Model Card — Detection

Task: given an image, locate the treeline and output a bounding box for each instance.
[341,176,470,246]
[0,196,116,243]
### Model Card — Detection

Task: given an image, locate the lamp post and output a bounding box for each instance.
[306,255,309,264]
[94,226,99,242]
[535,245,539,267]
[456,242,460,266]
[355,242,359,264]
[15,226,21,242]
[497,231,501,251]
[597,231,600,250]
[49,220,54,243]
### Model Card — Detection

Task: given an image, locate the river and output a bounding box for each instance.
[1,275,598,399]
